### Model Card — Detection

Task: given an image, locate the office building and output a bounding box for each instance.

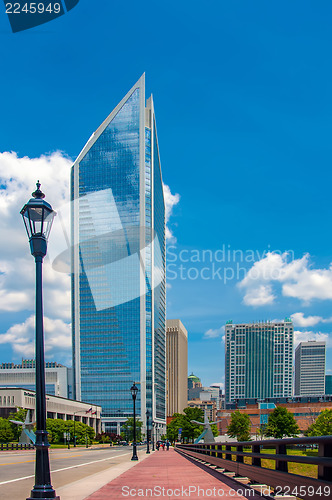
[71,75,166,434]
[325,375,332,396]
[187,399,217,422]
[225,320,293,403]
[188,385,222,409]
[0,360,72,398]
[166,319,188,416]
[0,387,101,433]
[188,373,202,391]
[295,341,326,396]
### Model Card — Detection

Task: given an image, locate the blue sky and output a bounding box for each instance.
[0,1,332,388]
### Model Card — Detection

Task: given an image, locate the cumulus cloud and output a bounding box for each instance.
[163,183,180,241]
[242,284,275,307]
[204,325,225,339]
[239,252,332,306]
[291,312,323,327]
[0,151,72,319]
[0,315,71,361]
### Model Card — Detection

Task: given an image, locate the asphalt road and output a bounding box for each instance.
[0,445,140,500]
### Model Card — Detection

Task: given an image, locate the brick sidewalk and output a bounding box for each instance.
[86,448,256,499]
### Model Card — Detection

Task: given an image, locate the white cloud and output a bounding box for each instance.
[163,184,180,242]
[291,312,323,327]
[211,382,225,391]
[239,252,332,306]
[204,325,225,339]
[0,315,71,361]
[294,330,330,348]
[242,284,275,307]
[0,152,72,364]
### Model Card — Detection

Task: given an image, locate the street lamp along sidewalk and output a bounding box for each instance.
[21,181,59,500]
[130,383,139,461]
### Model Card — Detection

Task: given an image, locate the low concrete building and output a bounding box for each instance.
[0,387,101,433]
[0,360,72,398]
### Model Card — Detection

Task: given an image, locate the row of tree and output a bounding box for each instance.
[166,406,332,443]
[2,405,331,445]
[227,407,332,441]
[0,408,96,444]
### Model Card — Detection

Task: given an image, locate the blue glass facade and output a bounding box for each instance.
[72,76,166,430]
[152,118,166,420]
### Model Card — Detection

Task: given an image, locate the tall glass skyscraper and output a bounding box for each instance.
[225,320,293,403]
[71,75,166,433]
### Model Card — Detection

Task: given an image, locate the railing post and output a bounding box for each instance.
[252,444,261,466]
[275,443,288,472]
[318,440,332,480]
[237,444,244,463]
[225,445,232,461]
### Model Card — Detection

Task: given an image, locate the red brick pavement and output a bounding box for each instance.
[86,448,252,500]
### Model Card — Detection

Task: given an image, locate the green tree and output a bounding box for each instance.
[96,432,111,443]
[265,406,300,438]
[46,419,94,445]
[122,418,143,442]
[8,408,28,441]
[306,409,332,437]
[166,407,218,443]
[166,413,187,442]
[0,418,15,443]
[227,411,251,441]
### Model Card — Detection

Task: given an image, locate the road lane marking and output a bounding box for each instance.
[0,454,83,466]
[0,452,131,486]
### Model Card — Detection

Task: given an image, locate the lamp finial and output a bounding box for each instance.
[32,181,45,199]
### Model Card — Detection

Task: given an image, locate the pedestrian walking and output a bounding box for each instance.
[156,441,160,451]
[166,440,170,451]
[161,442,165,450]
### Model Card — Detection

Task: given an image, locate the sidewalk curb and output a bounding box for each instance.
[57,450,154,500]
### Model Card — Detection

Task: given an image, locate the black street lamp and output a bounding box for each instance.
[151,421,155,451]
[130,383,138,461]
[146,410,150,454]
[21,182,58,500]
[73,411,81,447]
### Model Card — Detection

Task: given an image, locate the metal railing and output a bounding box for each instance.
[0,443,34,451]
[176,436,332,500]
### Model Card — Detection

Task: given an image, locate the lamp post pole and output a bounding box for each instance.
[146,410,150,454]
[130,383,138,461]
[151,421,155,451]
[21,182,58,500]
[73,412,80,447]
